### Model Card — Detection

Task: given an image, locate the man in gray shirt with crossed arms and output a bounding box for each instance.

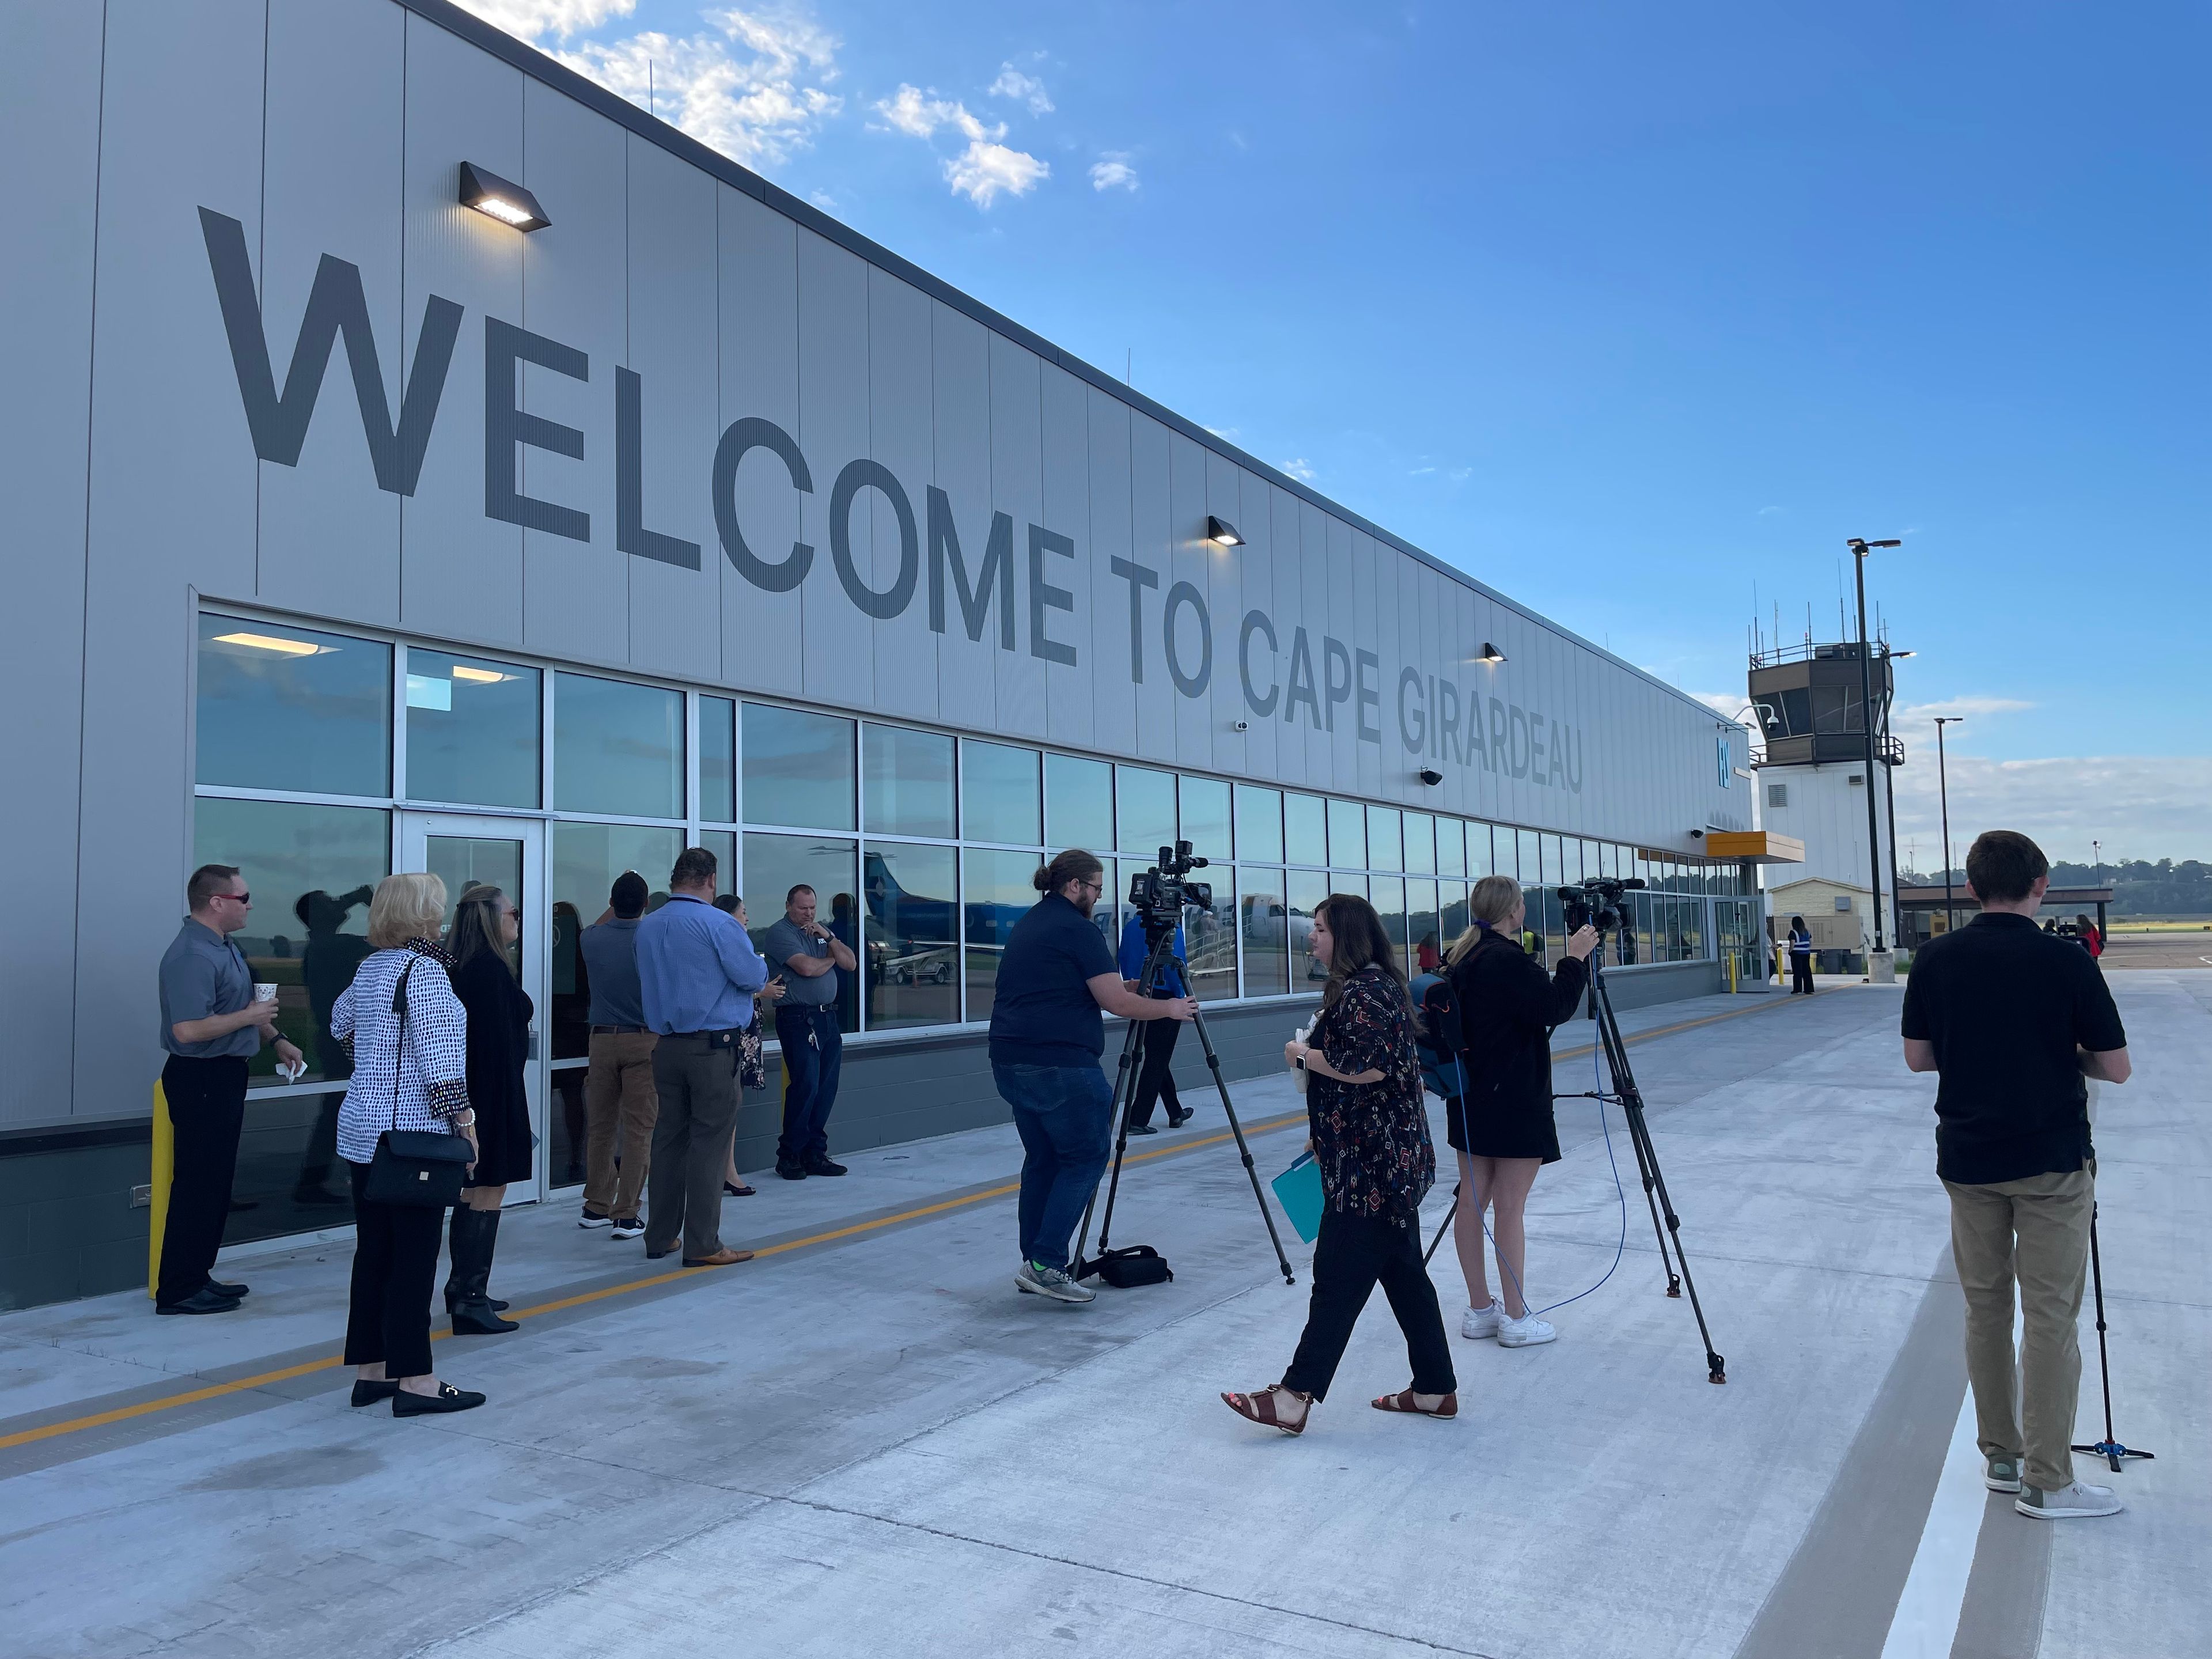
[765,883,857,1181]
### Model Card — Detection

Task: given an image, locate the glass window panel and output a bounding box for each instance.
[1088,858,1121,964]
[1237,867,1290,997]
[1285,793,1328,866]
[553,672,683,819]
[1585,840,1604,885]
[1435,818,1465,878]
[1467,823,1493,880]
[963,848,1041,1022]
[1331,872,1370,903]
[550,821,685,1062]
[1234,785,1283,865]
[193,797,389,1090]
[1045,753,1113,853]
[1544,834,1567,887]
[1287,869,1330,987]
[1178,775,1232,862]
[1184,889,1237,1003]
[1368,877,1408,967]
[743,833,859,1031]
[404,647,539,808]
[1366,806,1402,872]
[963,741,1041,846]
[1403,812,1436,875]
[700,696,736,823]
[1116,765,1177,857]
[1407,880,1441,973]
[743,703,854,831]
[225,1086,353,1243]
[197,615,391,797]
[861,842,959,1029]
[1440,881,1470,953]
[1534,884,1564,964]
[1327,800,1365,869]
[698,831,737,907]
[863,724,955,839]
[1515,829,1541,884]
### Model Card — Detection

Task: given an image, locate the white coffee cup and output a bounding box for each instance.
[253,982,279,1003]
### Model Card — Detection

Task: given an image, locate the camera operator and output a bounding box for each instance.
[1118,908,1191,1133]
[989,849,1198,1304]
[1902,830,2131,1520]
[1441,874,1597,1349]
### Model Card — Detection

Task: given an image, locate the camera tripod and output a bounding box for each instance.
[2070,1203,2156,1472]
[1073,916,1297,1286]
[1563,939,1728,1384]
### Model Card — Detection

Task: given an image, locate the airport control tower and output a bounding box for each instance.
[1747,638,1903,973]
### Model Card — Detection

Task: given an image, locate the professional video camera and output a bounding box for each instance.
[1127,840,1213,936]
[1556,876,1646,935]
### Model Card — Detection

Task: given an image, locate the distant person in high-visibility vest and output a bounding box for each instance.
[1787,915,1815,995]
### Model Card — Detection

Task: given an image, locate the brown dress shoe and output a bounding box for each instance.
[682,1247,755,1267]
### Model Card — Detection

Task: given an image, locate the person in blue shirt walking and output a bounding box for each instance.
[635,846,768,1269]
[990,850,1198,1304]
[1118,910,1191,1133]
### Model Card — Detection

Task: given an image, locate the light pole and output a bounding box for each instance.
[2092,839,2103,887]
[1880,646,1912,953]
[1847,537,1901,974]
[1934,716,1962,937]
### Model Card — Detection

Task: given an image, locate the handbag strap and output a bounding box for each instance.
[388,957,416,1134]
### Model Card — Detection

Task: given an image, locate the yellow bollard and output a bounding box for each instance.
[1727,953,1738,994]
[147,1080,173,1299]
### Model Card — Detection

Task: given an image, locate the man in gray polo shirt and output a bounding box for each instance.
[765,884,857,1180]
[156,863,302,1315]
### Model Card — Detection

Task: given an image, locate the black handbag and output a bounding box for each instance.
[364,959,475,1208]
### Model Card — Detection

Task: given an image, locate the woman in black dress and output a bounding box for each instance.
[1442,874,1596,1349]
[1222,894,1455,1435]
[445,884,533,1335]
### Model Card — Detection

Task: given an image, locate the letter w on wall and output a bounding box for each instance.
[199,208,462,497]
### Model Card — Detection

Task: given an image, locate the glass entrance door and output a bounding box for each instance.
[397,813,547,1204]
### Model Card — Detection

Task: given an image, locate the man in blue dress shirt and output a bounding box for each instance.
[635,846,767,1267]
[1118,911,1191,1132]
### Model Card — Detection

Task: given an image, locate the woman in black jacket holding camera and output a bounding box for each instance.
[1442,874,1596,1349]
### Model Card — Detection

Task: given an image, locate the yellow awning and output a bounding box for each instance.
[1701,831,1805,865]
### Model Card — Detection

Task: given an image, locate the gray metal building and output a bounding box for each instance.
[1,0,1756,1309]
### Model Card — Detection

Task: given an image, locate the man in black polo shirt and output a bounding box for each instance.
[990,850,1196,1304]
[1901,830,2131,1520]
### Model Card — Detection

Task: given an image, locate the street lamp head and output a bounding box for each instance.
[1847,537,1903,554]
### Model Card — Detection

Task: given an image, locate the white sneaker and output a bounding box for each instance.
[1460,1301,1501,1340]
[1014,1260,1096,1304]
[2016,1480,2123,1519]
[1497,1309,1557,1348]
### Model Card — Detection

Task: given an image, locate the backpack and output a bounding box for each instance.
[1407,972,1464,1100]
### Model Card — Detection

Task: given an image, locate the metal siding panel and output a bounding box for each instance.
[517,75,624,666]
[624,132,721,681]
[0,0,102,1124]
[868,266,938,725]
[797,228,870,709]
[400,10,524,643]
[256,0,403,626]
[987,334,1045,741]
[1039,362,1090,749]
[1230,469,1279,785]
[716,185,801,696]
[1297,500,1331,786]
[78,0,266,1123]
[929,300,994,732]
[1200,450,1244,777]
[1166,434,1209,767]
[1083,385,1137,760]
[1127,413,1176,762]
[1324,516,1357,795]
[1264,485,1305,790]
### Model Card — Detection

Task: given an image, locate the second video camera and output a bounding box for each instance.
[1556,876,1645,934]
[1129,840,1213,934]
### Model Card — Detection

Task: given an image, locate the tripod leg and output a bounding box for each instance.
[1185,1005,1297,1285]
[2069,1207,2154,1469]
[1073,1015,1149,1276]
[1596,1001,1680,1297]
[1425,1193,1459,1267]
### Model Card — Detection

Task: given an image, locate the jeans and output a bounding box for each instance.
[157,1055,249,1306]
[1944,1165,2094,1493]
[1282,1207,1457,1402]
[775,1006,844,1166]
[994,1061,1114,1272]
[342,1159,444,1378]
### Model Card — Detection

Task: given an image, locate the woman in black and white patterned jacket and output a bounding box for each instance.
[331,873,487,1418]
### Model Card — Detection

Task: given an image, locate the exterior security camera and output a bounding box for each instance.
[1417,767,1444,786]
[1690,828,1705,838]
[1232,719,1249,732]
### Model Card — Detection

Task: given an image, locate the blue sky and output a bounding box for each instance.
[463,1,2207,862]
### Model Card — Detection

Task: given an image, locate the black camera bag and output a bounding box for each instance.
[1092,1245,1173,1288]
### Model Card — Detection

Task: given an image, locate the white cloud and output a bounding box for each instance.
[872,84,996,142]
[945,140,1049,206]
[1888,753,2212,864]
[457,0,635,40]
[1893,695,2036,724]
[1089,152,1138,191]
[1692,691,1753,724]
[547,7,843,169]
[1757,505,1786,516]
[1280,457,1318,482]
[990,63,1054,114]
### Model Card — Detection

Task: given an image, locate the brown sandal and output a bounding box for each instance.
[1371,1389,1458,1419]
[1222,1384,1312,1435]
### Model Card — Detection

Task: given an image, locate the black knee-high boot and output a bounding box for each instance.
[444,1206,511,1315]
[446,1207,519,1334]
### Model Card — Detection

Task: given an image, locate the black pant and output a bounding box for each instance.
[343,1160,446,1378]
[1282,1207,1457,1402]
[1127,1014,1183,1127]
[157,1055,249,1306]
[1791,956,1815,994]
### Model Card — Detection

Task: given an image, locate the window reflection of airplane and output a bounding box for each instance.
[1240,893,1324,980]
[862,850,1039,980]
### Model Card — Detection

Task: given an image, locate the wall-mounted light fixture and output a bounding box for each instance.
[1232,719,1250,732]
[1205,516,1243,547]
[460,162,550,232]
[1474,642,1506,664]
[1416,767,1444,787]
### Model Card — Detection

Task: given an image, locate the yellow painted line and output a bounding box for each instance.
[2,997,1796,1455]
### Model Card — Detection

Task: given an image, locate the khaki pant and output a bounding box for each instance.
[584,1030,658,1221]
[646,1032,740,1260]
[1942,1164,2093,1494]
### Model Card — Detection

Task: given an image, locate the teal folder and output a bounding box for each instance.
[1270,1150,1325,1244]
